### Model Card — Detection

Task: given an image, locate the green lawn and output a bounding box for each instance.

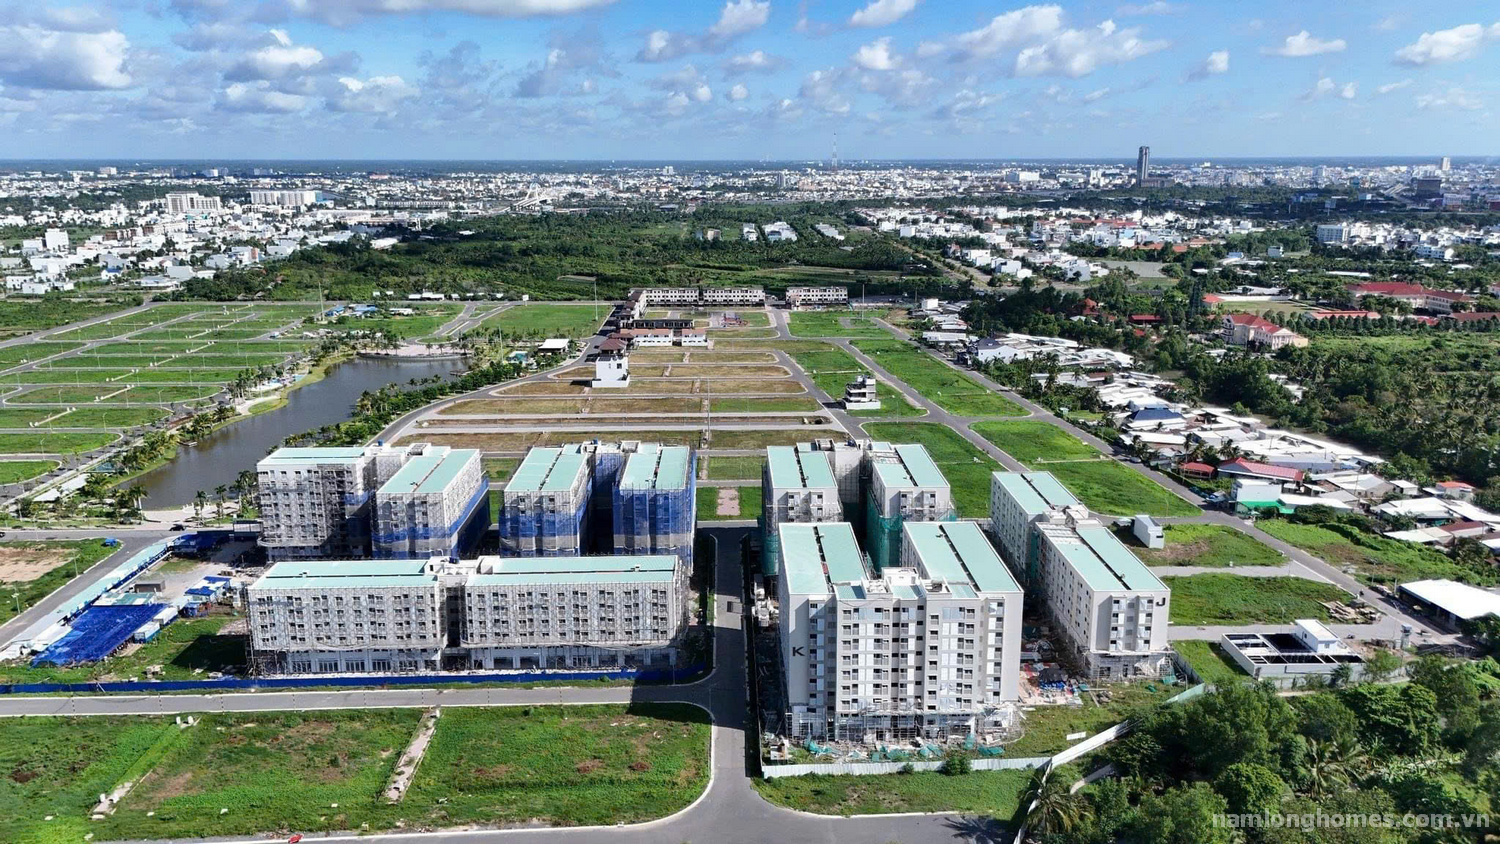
[0,431,116,454]
[9,384,217,404]
[479,302,605,339]
[852,337,1025,417]
[1009,683,1180,756]
[1255,518,1481,585]
[0,460,56,484]
[971,419,1098,464]
[705,455,764,480]
[0,341,84,368]
[1172,641,1250,686]
[0,539,116,624]
[754,768,1031,816]
[787,310,889,338]
[1163,574,1350,625]
[1044,460,1199,517]
[862,422,1000,518]
[697,485,762,520]
[1134,523,1284,568]
[782,343,924,418]
[482,457,519,482]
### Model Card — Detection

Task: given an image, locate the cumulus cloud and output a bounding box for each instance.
[638,0,770,61]
[800,67,850,114]
[1187,49,1228,80]
[951,5,1167,77]
[329,74,417,112]
[852,37,900,71]
[1376,78,1412,95]
[723,50,780,74]
[513,27,612,97]
[708,0,770,38]
[283,0,618,25]
[859,67,935,108]
[226,30,325,81]
[1115,1,1179,15]
[1265,30,1346,57]
[0,23,132,90]
[1415,86,1481,110]
[1393,22,1499,66]
[848,0,920,28]
[218,80,307,112]
[727,82,748,101]
[1302,76,1355,101]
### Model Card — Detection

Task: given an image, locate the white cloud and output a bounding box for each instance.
[724,49,779,73]
[219,80,307,112]
[0,24,132,90]
[727,82,748,101]
[1082,86,1108,101]
[914,40,944,58]
[852,37,900,71]
[329,75,417,112]
[1393,23,1498,66]
[1415,86,1481,110]
[848,0,920,28]
[1303,76,1335,99]
[951,6,1166,77]
[230,33,324,80]
[1187,49,1228,80]
[799,67,850,114]
[708,0,770,39]
[1376,78,1412,94]
[1266,30,1346,57]
[1340,81,1356,99]
[859,67,935,108]
[1116,1,1179,15]
[284,0,618,25]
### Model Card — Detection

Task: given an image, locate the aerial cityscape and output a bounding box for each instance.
[0,2,1499,844]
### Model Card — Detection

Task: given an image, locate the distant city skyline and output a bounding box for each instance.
[0,1,1495,160]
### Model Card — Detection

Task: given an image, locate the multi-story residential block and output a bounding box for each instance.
[246,558,446,674]
[865,443,954,570]
[249,189,319,207]
[165,192,223,214]
[499,445,592,557]
[777,520,1023,741]
[784,286,849,309]
[372,445,489,560]
[612,443,696,563]
[989,470,1081,586]
[762,445,843,575]
[461,554,688,669]
[256,446,390,560]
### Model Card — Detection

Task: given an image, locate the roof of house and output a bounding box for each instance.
[780,522,866,596]
[1180,461,1215,474]
[1217,457,1304,482]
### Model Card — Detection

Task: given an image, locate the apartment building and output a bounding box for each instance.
[865,444,954,571]
[777,520,1023,741]
[165,192,223,214]
[785,286,850,309]
[989,470,1081,586]
[461,554,688,669]
[246,558,446,674]
[612,443,696,563]
[256,446,390,560]
[372,445,489,560]
[762,445,843,575]
[632,286,766,307]
[499,445,592,556]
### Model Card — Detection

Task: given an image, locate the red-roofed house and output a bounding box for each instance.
[1221,313,1309,350]
[1179,461,1216,480]
[1445,311,1500,323]
[1348,281,1472,314]
[1216,458,1305,483]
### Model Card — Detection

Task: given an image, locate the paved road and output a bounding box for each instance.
[0,532,172,644]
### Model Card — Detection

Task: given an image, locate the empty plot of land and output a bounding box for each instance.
[627,364,790,379]
[0,342,84,369]
[492,381,589,396]
[439,397,706,416]
[1044,460,1199,518]
[787,311,890,338]
[1134,523,1284,568]
[0,431,117,454]
[852,337,1024,417]
[476,302,605,339]
[0,460,56,484]
[1164,574,1350,625]
[0,542,72,582]
[971,420,1099,464]
[703,455,764,479]
[0,406,167,429]
[8,384,218,404]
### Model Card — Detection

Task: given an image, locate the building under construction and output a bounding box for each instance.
[760,445,843,576]
[372,445,490,560]
[499,445,593,557]
[988,470,1081,587]
[612,443,696,563]
[864,443,955,571]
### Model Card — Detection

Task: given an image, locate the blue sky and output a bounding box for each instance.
[0,1,1495,160]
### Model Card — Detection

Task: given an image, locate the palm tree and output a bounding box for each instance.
[192,489,207,521]
[1024,769,1090,837]
[1302,738,1355,797]
[213,485,228,521]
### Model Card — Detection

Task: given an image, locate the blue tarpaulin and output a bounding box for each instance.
[33,603,165,666]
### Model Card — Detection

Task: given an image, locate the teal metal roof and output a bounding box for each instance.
[767,446,836,490]
[1075,525,1166,592]
[904,521,1020,596]
[779,522,865,595]
[381,448,477,497]
[469,555,677,586]
[507,445,588,493]
[992,471,1080,516]
[1027,472,1080,508]
[621,444,691,491]
[251,559,436,592]
[251,574,439,591]
[260,446,368,465]
[896,444,949,488]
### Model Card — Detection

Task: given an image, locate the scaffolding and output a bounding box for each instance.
[612,445,696,563]
[499,446,593,557]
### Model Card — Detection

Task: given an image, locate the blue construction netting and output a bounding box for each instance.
[373,479,491,558]
[33,603,167,666]
[612,451,696,563]
[500,474,592,556]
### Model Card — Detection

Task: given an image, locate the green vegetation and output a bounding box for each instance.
[971,419,1099,464]
[1162,574,1350,625]
[782,342,923,418]
[862,422,999,518]
[0,342,84,366]
[0,613,243,684]
[477,302,605,339]
[0,539,116,624]
[1134,523,1284,568]
[1171,641,1250,686]
[852,336,1025,417]
[0,431,116,454]
[0,298,137,338]
[0,460,56,484]
[787,310,889,338]
[1257,517,1480,585]
[705,455,764,480]
[1009,683,1181,756]
[754,768,1031,816]
[1044,460,1199,517]
[697,485,762,521]
[482,457,519,482]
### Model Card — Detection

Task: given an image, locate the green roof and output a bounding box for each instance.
[873,444,949,490]
[992,471,1080,516]
[380,448,478,497]
[469,554,678,586]
[767,446,836,491]
[903,521,1020,595]
[779,522,866,596]
[507,445,589,493]
[1042,523,1165,593]
[260,446,368,465]
[621,443,691,491]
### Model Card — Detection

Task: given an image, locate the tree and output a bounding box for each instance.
[213,484,228,521]
[1361,648,1402,684]
[1179,681,1300,778]
[1300,737,1361,797]
[1294,693,1360,747]
[1127,783,1233,844]
[1024,769,1090,838]
[1214,762,1288,816]
[1407,655,1482,745]
[1339,683,1441,757]
[192,489,207,521]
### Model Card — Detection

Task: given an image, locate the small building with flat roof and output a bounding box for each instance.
[1219,619,1365,686]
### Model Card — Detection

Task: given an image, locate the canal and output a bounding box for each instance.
[136,355,464,507]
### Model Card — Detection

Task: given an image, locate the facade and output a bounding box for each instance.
[372,445,489,560]
[249,189,319,207]
[785,286,849,309]
[165,192,223,214]
[1221,313,1308,350]
[777,520,1023,741]
[247,559,446,674]
[257,446,390,560]
[1136,145,1150,183]
[634,286,766,307]
[865,444,955,571]
[842,375,880,411]
[593,338,630,388]
[499,445,593,556]
[762,445,842,575]
[612,443,696,563]
[461,554,689,669]
[988,470,1081,586]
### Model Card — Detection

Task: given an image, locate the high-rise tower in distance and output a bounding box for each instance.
[1136,145,1151,184]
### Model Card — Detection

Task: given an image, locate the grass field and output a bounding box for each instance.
[704,455,764,480]
[862,422,999,518]
[0,613,243,684]
[971,420,1098,464]
[0,539,116,624]
[8,384,218,404]
[1255,518,1480,585]
[1133,523,1284,568]
[783,343,923,418]
[1043,460,1199,517]
[482,457,519,482]
[0,431,116,454]
[0,460,56,484]
[0,342,84,367]
[1172,641,1250,685]
[787,310,890,338]
[852,337,1024,417]
[478,302,605,339]
[754,768,1031,816]
[1009,683,1180,756]
[697,485,762,520]
[1163,574,1350,625]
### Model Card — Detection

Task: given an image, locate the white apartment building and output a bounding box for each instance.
[257,446,392,560]
[247,558,446,674]
[372,445,489,560]
[498,445,593,556]
[742,223,759,242]
[763,445,844,577]
[785,286,849,309]
[702,286,767,306]
[777,520,1023,741]
[763,221,798,242]
[165,192,223,214]
[634,286,766,307]
[461,554,688,669]
[865,443,955,570]
[249,189,319,207]
[43,228,69,252]
[989,470,1082,585]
